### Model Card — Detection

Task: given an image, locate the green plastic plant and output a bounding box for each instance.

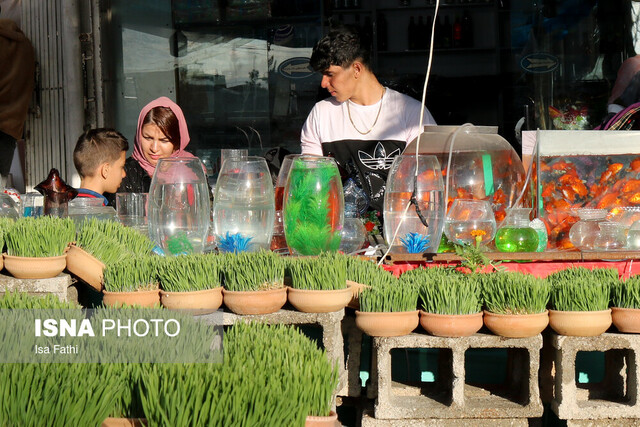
[158,253,222,292]
[283,158,341,255]
[345,254,396,287]
[288,252,347,290]
[103,256,159,292]
[420,273,482,315]
[359,283,418,312]
[612,275,640,309]
[76,218,155,265]
[480,271,550,315]
[5,216,75,257]
[223,250,285,291]
[547,267,614,312]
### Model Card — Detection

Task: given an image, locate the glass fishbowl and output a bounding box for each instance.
[213,156,275,252]
[148,158,211,255]
[384,155,445,254]
[283,156,344,255]
[536,130,640,249]
[405,125,527,224]
[495,207,538,252]
[444,198,496,247]
[568,208,608,250]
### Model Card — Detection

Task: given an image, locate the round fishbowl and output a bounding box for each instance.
[148,158,211,255]
[383,155,445,254]
[283,156,344,255]
[406,125,527,223]
[568,208,608,250]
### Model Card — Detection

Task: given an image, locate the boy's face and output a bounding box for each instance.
[320,64,356,103]
[104,152,127,193]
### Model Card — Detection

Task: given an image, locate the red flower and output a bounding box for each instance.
[364,221,375,232]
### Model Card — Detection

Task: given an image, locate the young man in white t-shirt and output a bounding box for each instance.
[300,26,436,211]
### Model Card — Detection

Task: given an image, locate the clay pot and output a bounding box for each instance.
[102,289,160,308]
[549,309,612,337]
[222,287,287,315]
[287,287,352,313]
[305,410,339,427]
[612,307,640,333]
[419,311,483,337]
[65,244,105,291]
[346,280,370,310]
[160,287,223,314]
[355,310,419,337]
[3,253,67,279]
[101,418,147,427]
[483,310,549,338]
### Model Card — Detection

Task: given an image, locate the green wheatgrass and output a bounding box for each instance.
[102,256,159,293]
[612,275,640,309]
[359,282,418,312]
[223,250,285,291]
[5,216,75,257]
[77,218,155,265]
[345,254,396,287]
[288,252,347,290]
[547,267,614,312]
[158,253,223,292]
[480,271,550,315]
[420,273,482,315]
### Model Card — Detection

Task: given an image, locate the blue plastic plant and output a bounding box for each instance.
[400,232,430,253]
[218,232,253,253]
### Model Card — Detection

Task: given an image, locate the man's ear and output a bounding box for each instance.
[352,61,364,78]
[99,162,110,180]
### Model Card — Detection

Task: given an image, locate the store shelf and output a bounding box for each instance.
[385,250,640,264]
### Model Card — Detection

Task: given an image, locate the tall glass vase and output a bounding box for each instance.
[213,156,275,252]
[283,156,344,255]
[148,158,211,255]
[383,155,445,254]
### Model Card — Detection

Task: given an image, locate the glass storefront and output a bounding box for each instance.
[102,0,640,183]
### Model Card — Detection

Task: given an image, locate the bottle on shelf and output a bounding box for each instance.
[442,15,452,49]
[453,15,462,48]
[376,13,388,51]
[407,16,417,50]
[462,10,473,47]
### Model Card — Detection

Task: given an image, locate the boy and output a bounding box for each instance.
[73,128,128,206]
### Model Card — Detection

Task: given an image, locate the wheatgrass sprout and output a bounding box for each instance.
[345,255,396,287]
[359,283,418,312]
[77,218,155,265]
[224,250,285,291]
[158,253,222,292]
[480,271,550,315]
[5,216,75,257]
[547,267,613,311]
[0,291,80,309]
[288,252,347,290]
[420,274,481,315]
[398,265,456,290]
[612,275,640,309]
[103,256,159,292]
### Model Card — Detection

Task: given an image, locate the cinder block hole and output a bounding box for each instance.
[575,350,635,405]
[390,348,453,405]
[294,324,324,350]
[464,348,529,405]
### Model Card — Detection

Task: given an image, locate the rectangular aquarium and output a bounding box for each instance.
[535,130,640,249]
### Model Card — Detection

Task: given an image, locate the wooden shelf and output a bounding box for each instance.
[385,250,640,264]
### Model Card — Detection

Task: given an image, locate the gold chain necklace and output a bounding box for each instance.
[347,87,386,135]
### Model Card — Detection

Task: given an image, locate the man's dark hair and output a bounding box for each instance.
[310,25,371,72]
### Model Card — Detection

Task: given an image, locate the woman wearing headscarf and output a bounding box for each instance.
[106,96,207,205]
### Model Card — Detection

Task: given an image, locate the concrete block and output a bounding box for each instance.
[566,420,640,427]
[551,332,640,420]
[361,409,530,426]
[0,272,75,303]
[341,313,363,397]
[373,332,544,420]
